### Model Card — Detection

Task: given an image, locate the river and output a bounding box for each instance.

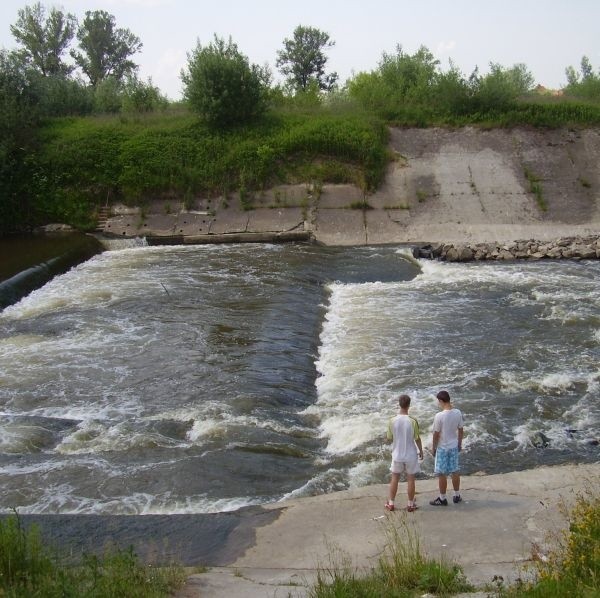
[0,242,598,514]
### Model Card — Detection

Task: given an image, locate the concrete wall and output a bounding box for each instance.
[100,127,600,246]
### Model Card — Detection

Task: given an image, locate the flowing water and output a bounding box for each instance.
[0,243,598,515]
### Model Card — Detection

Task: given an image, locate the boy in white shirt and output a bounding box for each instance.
[385,394,424,512]
[430,390,464,506]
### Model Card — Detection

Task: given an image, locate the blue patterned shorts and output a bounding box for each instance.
[434,447,459,475]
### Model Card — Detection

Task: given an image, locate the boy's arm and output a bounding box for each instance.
[416,437,423,460]
[432,430,440,456]
[458,427,464,451]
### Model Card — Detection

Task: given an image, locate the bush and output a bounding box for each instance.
[181,35,269,128]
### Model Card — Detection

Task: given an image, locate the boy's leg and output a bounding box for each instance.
[438,474,448,495]
[389,473,400,502]
[407,474,416,502]
[451,471,460,491]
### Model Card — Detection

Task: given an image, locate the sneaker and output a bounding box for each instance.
[406,504,418,512]
[429,497,448,506]
[453,495,462,504]
[384,501,395,511]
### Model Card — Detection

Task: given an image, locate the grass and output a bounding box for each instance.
[416,189,427,203]
[33,106,389,229]
[523,167,547,211]
[500,488,600,597]
[308,520,472,597]
[0,513,187,597]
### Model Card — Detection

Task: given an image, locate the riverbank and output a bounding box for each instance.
[10,464,596,597]
[176,463,599,597]
[96,126,600,250]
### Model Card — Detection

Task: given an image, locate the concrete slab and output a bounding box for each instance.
[175,463,599,597]
[173,212,214,236]
[103,214,141,237]
[365,210,408,244]
[136,214,178,236]
[247,208,305,233]
[209,210,249,234]
[314,209,366,246]
[259,185,311,207]
[318,184,365,208]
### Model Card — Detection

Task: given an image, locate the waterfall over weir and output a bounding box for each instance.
[0,244,598,514]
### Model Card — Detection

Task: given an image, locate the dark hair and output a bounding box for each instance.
[436,390,451,402]
[399,394,411,409]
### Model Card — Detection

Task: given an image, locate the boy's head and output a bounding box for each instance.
[399,394,411,409]
[436,390,451,403]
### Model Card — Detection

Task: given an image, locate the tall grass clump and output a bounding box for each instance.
[0,513,186,597]
[502,489,599,597]
[309,520,472,597]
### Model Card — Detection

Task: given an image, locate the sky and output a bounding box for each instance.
[1,0,600,100]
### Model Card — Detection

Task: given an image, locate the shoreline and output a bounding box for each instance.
[180,462,599,596]
[6,462,598,597]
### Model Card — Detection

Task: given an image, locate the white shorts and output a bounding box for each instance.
[390,456,420,475]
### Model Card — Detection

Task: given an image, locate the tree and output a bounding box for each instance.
[378,45,440,102]
[276,25,338,93]
[565,56,600,100]
[10,2,76,77]
[181,35,269,127]
[0,49,42,233]
[71,10,142,87]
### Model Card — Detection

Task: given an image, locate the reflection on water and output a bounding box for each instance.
[0,244,598,514]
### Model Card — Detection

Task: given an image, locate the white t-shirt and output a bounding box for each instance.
[387,414,420,462]
[432,408,464,449]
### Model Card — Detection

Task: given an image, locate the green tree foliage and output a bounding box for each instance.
[472,62,536,111]
[121,76,169,114]
[71,10,142,87]
[565,56,600,100]
[378,45,439,102]
[276,25,338,92]
[0,50,41,233]
[347,45,537,121]
[181,35,269,128]
[10,2,76,77]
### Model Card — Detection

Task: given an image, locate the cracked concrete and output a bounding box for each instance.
[176,463,599,597]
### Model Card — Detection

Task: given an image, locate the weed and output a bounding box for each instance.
[348,200,373,209]
[502,486,600,596]
[0,512,186,597]
[579,177,592,188]
[416,189,427,202]
[309,520,472,597]
[524,167,547,211]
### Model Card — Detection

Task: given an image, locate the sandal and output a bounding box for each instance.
[384,501,395,511]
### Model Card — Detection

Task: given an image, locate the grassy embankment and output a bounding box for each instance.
[30,96,600,231]
[33,104,389,229]
[0,514,187,597]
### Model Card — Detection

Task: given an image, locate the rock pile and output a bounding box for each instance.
[415,235,600,262]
